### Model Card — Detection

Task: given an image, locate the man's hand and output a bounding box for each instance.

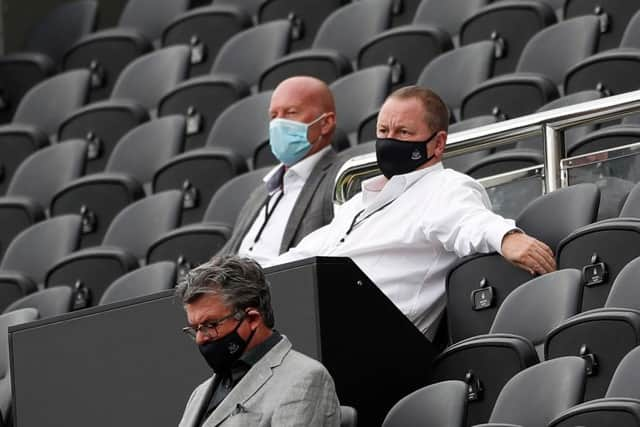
[501,231,557,275]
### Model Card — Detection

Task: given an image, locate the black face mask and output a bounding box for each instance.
[198,316,256,373]
[375,131,438,179]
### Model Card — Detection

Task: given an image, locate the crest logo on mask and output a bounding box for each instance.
[228,342,240,354]
[411,150,422,160]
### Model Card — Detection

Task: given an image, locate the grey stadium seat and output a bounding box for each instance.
[564,0,640,51]
[461,16,600,120]
[442,116,497,174]
[0,215,81,310]
[476,357,586,427]
[549,345,640,427]
[162,5,252,77]
[464,148,544,179]
[546,255,640,401]
[0,308,38,426]
[460,1,557,75]
[619,181,640,218]
[382,380,467,427]
[63,0,189,101]
[99,261,176,305]
[158,20,290,150]
[0,0,97,124]
[51,116,186,248]
[565,9,640,97]
[0,140,86,259]
[446,183,600,343]
[147,168,270,272]
[3,286,72,319]
[417,41,495,121]
[258,0,347,51]
[0,70,90,195]
[58,46,189,173]
[45,191,182,308]
[259,0,393,91]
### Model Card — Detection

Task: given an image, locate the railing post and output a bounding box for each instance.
[543,124,564,192]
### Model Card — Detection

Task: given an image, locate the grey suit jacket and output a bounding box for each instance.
[178,336,340,427]
[219,149,339,256]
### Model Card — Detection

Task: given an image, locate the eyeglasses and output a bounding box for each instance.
[182,312,242,340]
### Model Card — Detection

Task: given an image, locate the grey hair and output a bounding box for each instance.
[175,255,275,328]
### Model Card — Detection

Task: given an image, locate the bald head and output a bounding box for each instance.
[269,77,337,158]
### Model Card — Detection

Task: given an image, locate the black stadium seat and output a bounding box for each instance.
[259,0,393,90]
[46,191,183,308]
[162,5,253,77]
[0,0,97,124]
[158,20,291,151]
[461,16,600,120]
[0,215,82,310]
[0,140,86,259]
[460,1,557,75]
[2,287,72,319]
[63,0,190,101]
[51,116,186,248]
[58,46,189,173]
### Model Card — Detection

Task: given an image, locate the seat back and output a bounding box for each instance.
[607,344,640,399]
[604,255,640,309]
[515,183,600,251]
[489,357,586,426]
[111,46,190,110]
[331,66,391,143]
[99,261,176,305]
[24,0,98,64]
[460,0,557,75]
[489,269,583,353]
[7,139,87,207]
[161,6,252,77]
[417,41,494,115]
[340,405,358,427]
[0,215,81,284]
[413,0,489,36]
[211,20,291,87]
[382,380,467,427]
[106,115,185,185]
[205,91,273,164]
[102,191,182,260]
[13,69,90,135]
[621,9,640,48]
[312,0,393,60]
[3,286,72,318]
[558,220,640,310]
[0,308,38,422]
[620,182,640,218]
[431,334,539,426]
[464,148,543,179]
[516,16,600,85]
[118,0,190,42]
[203,167,270,226]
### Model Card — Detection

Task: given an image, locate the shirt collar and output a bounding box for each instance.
[263,146,331,193]
[361,162,444,211]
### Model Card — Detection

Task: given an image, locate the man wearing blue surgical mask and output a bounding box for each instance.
[269,86,557,340]
[219,77,340,264]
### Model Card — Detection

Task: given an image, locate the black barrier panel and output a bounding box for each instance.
[9,291,210,427]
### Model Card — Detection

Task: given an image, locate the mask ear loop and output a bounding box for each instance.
[307,112,328,144]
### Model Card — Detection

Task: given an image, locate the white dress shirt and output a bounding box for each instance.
[238,147,332,265]
[269,163,517,338]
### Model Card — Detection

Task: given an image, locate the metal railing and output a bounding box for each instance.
[334,89,640,204]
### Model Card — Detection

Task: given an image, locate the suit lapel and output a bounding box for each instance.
[181,376,215,427]
[279,150,336,252]
[203,337,292,427]
[229,188,268,253]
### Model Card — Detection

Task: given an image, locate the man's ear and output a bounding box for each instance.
[320,112,336,135]
[433,131,447,158]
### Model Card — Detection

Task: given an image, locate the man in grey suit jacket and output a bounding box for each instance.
[219,77,340,264]
[177,255,340,427]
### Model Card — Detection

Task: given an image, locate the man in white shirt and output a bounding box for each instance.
[268,86,556,338]
[219,77,340,264]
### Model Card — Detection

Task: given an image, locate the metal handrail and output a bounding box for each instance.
[334,89,640,200]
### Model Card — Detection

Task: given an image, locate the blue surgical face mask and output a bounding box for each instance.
[269,114,326,166]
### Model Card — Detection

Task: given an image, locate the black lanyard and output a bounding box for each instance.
[253,191,285,244]
[345,200,395,236]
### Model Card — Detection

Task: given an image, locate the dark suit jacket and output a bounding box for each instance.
[219,149,339,255]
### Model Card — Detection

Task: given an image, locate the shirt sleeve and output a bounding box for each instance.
[423,174,517,257]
